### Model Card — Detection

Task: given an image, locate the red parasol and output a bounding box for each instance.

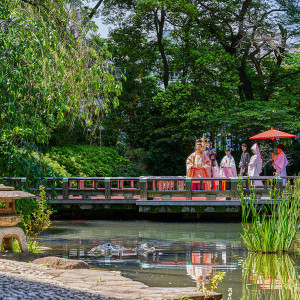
[249,128,296,141]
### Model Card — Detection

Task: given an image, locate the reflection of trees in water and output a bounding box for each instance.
[242,253,300,300]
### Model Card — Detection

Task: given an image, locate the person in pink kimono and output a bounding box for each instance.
[272,144,288,185]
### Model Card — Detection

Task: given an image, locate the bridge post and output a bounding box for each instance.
[185,178,192,200]
[276,178,283,194]
[139,178,147,200]
[230,178,239,200]
[63,178,69,200]
[105,178,111,200]
[20,178,26,189]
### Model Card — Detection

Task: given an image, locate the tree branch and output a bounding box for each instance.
[264,24,287,100]
[20,0,63,24]
[85,0,104,24]
[154,9,169,88]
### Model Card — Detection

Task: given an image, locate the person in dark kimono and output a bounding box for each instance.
[239,143,251,176]
[203,141,220,190]
[203,141,219,176]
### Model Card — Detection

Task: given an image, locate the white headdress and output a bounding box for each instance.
[251,143,263,174]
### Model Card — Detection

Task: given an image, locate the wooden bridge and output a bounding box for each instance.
[3,176,298,217]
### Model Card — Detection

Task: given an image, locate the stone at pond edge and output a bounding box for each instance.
[32,256,90,269]
[0,252,48,262]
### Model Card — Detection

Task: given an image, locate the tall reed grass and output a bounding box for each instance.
[238,177,300,253]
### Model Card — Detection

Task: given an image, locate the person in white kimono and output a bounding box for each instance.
[220,148,237,178]
[272,144,288,185]
[248,143,263,187]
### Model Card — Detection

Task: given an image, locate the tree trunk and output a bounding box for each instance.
[154,9,169,89]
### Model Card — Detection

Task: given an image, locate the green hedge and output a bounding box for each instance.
[42,145,147,177]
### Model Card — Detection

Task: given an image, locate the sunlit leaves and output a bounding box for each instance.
[0,0,122,145]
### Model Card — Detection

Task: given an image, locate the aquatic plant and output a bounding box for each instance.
[239,178,300,253]
[242,253,300,299]
[197,271,226,298]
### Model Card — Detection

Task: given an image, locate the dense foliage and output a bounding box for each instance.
[16,185,53,239]
[99,0,299,175]
[0,0,122,178]
[41,145,147,177]
[0,0,299,178]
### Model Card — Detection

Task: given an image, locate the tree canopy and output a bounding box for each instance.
[0,0,122,177]
[0,0,299,177]
[100,0,299,174]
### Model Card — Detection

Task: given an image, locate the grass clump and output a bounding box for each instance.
[11,239,42,253]
[239,178,300,253]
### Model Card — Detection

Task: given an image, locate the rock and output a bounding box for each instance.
[0,252,48,262]
[89,243,128,255]
[0,226,28,252]
[90,242,155,257]
[135,243,155,255]
[32,256,90,269]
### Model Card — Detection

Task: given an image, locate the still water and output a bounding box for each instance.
[39,221,300,299]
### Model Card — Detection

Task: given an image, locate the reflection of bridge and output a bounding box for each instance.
[4,176,297,216]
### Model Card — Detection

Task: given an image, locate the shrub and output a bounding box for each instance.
[42,145,148,177]
[16,185,53,239]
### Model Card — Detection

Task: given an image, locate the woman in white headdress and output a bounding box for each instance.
[248,143,263,187]
[219,148,237,178]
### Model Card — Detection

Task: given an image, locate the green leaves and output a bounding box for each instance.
[239,179,300,253]
[0,0,122,145]
[16,185,53,239]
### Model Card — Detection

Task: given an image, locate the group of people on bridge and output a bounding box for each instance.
[186,139,289,190]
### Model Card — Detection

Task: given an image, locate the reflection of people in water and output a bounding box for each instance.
[187,250,222,285]
[186,264,213,284]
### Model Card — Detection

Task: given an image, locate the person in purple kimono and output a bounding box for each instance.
[203,141,220,189]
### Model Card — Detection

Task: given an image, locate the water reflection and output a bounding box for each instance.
[38,221,300,299]
[242,253,300,300]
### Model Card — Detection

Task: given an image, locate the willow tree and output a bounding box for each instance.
[0,0,122,177]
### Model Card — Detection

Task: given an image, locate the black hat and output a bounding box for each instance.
[277,144,285,150]
[225,148,231,151]
[242,143,247,148]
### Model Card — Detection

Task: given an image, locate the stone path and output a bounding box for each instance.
[0,275,106,300]
[0,259,221,299]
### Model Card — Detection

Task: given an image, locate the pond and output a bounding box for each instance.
[39,220,300,299]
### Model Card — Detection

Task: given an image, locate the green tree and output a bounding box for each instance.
[99,0,299,175]
[0,0,122,177]
[102,24,159,149]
